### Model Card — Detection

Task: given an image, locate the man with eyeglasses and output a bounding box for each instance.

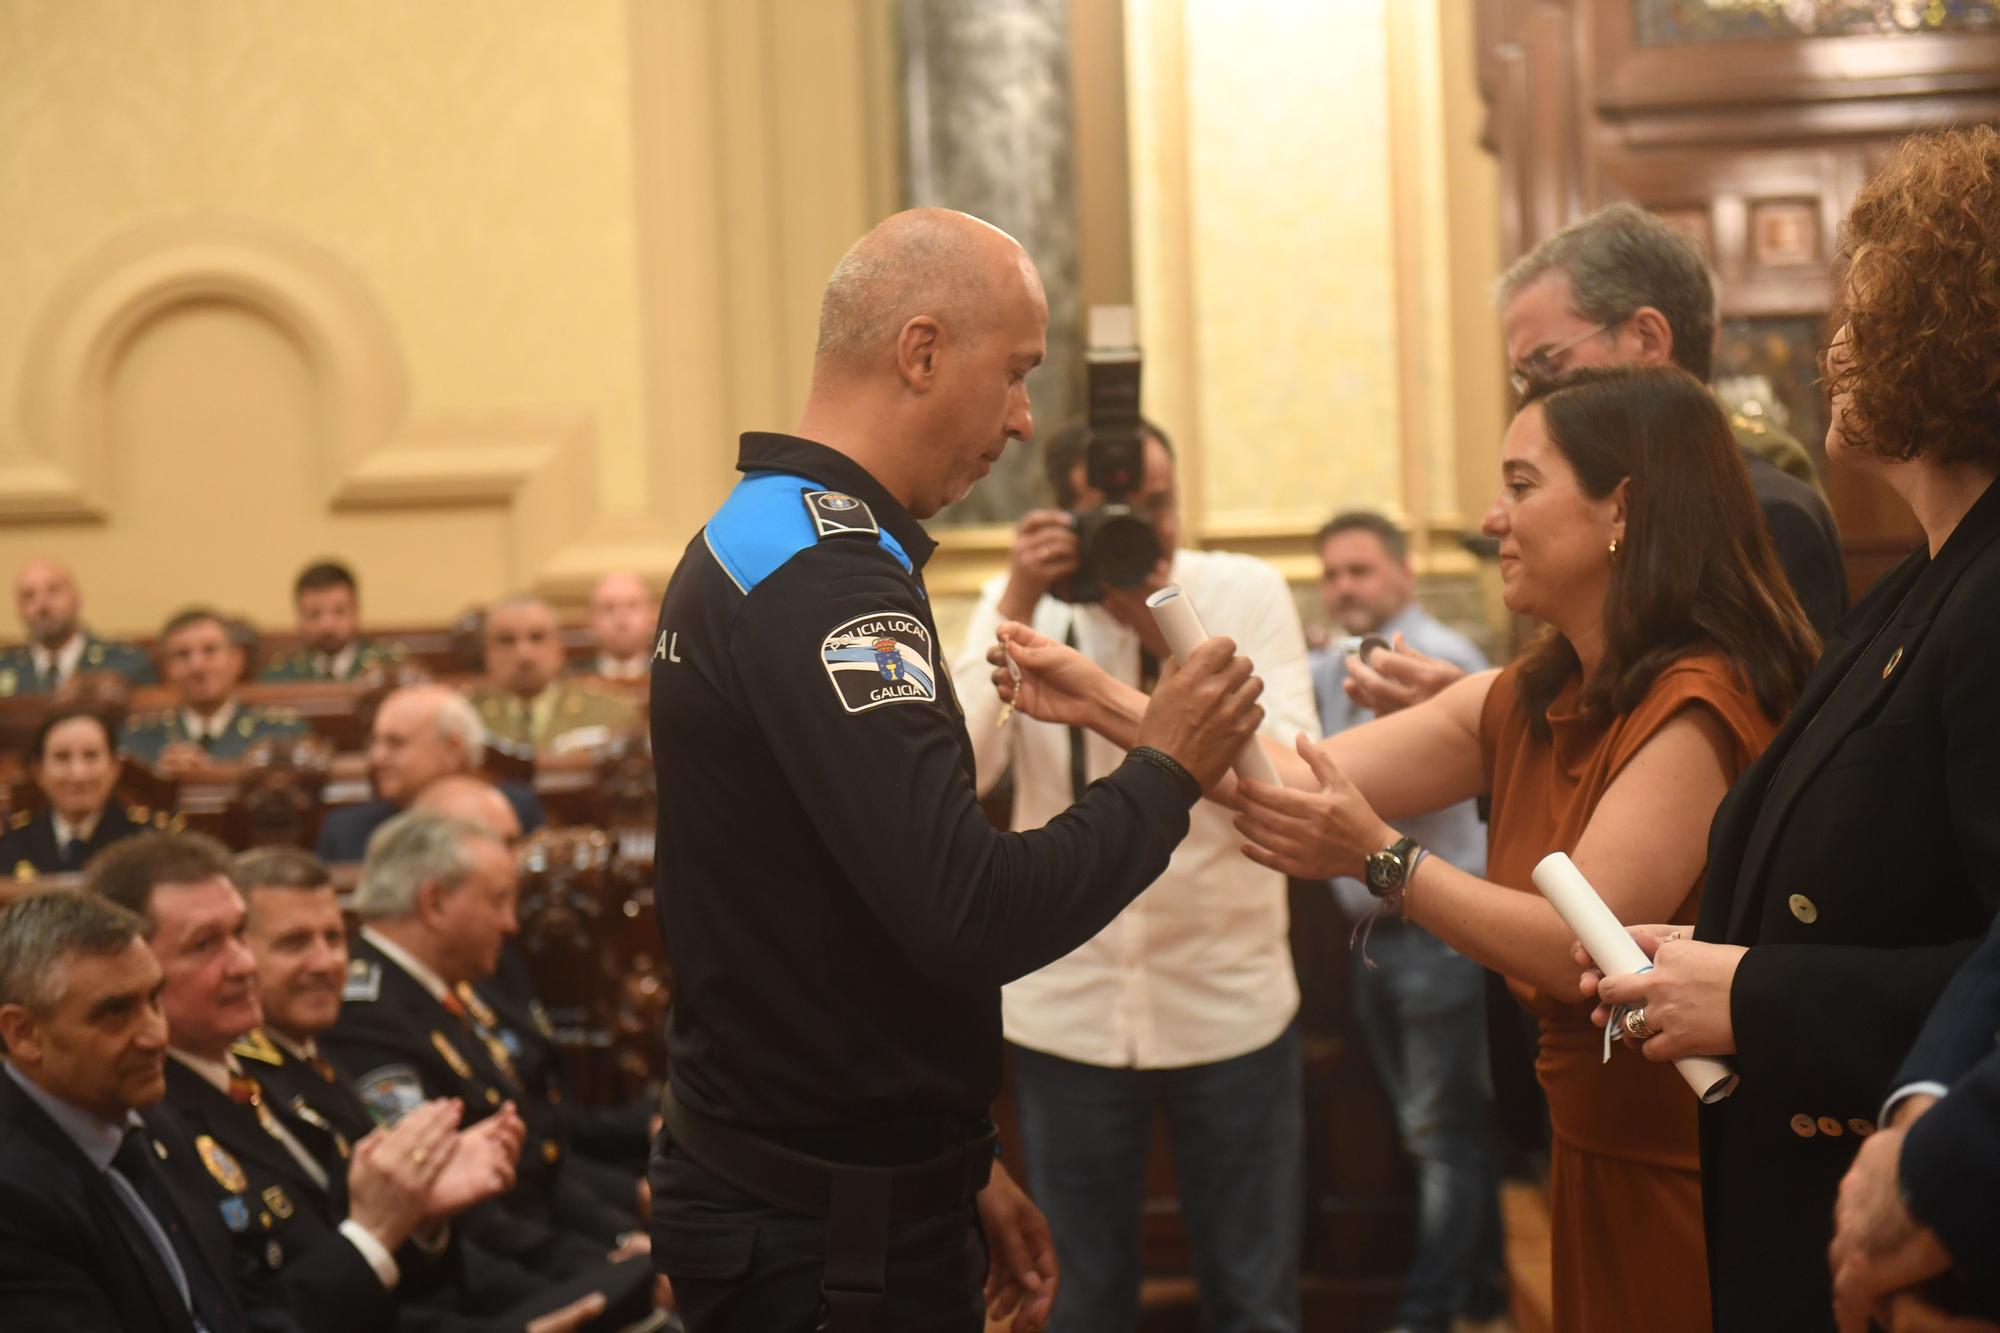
[1496,204,1847,637]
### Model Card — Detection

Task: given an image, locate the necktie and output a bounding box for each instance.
[109,1125,207,1330]
[59,837,86,871]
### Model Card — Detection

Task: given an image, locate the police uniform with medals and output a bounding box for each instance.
[0,630,156,695]
[322,933,639,1249]
[1,801,173,879]
[648,434,1205,1331]
[462,967,653,1173]
[161,1052,404,1331]
[119,701,309,765]
[259,638,402,682]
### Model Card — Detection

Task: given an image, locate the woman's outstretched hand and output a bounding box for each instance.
[1233,734,1395,880]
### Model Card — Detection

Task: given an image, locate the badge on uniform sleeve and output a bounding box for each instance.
[821,612,936,714]
[219,1196,251,1232]
[357,1064,426,1125]
[343,959,381,1003]
[262,1185,294,1220]
[196,1135,248,1193]
[802,490,879,540]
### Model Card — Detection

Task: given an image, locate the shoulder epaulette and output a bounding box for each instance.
[231,1029,285,1067]
[343,959,382,1004]
[8,810,30,831]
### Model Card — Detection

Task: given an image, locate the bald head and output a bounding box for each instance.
[369,684,484,804]
[16,558,81,649]
[814,209,1039,381]
[588,572,654,662]
[413,775,522,846]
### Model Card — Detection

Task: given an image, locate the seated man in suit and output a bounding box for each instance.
[578,573,654,682]
[123,607,307,775]
[317,684,545,864]
[0,888,265,1331]
[412,776,654,1186]
[231,845,648,1328]
[468,598,638,754]
[0,703,167,879]
[0,556,155,696]
[93,830,526,1331]
[322,811,643,1255]
[261,561,402,682]
[1831,911,2000,1329]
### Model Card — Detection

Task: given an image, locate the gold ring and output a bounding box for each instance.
[410,1148,428,1166]
[1623,1006,1658,1041]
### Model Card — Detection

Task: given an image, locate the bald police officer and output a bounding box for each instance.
[648,208,1267,1333]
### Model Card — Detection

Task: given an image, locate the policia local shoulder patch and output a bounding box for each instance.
[821,611,936,713]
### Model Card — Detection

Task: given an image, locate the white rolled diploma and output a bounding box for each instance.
[1144,584,1283,787]
[1532,851,1739,1103]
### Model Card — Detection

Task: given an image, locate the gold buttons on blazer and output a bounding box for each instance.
[1791,1114,1817,1138]
[1849,1119,1876,1137]
[1788,894,1819,924]
[1818,1116,1845,1136]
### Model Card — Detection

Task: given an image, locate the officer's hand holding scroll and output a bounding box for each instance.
[993,621,1264,791]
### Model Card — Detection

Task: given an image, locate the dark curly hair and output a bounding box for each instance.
[1510,366,1819,736]
[1824,126,2000,466]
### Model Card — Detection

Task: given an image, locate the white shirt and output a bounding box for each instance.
[594,652,649,681]
[51,808,102,846]
[30,633,86,687]
[950,548,1317,1068]
[180,701,239,745]
[315,644,359,680]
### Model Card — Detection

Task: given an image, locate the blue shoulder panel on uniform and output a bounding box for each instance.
[704,471,910,593]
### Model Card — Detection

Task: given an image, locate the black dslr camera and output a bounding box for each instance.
[1056,306,1162,604]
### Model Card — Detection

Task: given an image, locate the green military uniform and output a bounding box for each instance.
[1726,405,1824,497]
[0,631,155,696]
[467,681,641,752]
[257,638,402,682]
[120,701,308,764]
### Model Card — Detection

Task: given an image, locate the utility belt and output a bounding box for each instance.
[657,1086,996,1332]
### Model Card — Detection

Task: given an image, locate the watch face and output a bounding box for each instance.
[1365,851,1397,894]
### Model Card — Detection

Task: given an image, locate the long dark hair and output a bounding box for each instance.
[1512,366,1819,734]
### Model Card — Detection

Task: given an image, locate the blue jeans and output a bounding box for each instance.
[1352,920,1507,1332]
[1011,1024,1303,1333]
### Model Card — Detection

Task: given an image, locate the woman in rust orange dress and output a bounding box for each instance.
[994,365,1820,1333]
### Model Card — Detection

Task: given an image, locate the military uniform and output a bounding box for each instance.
[225,1024,648,1320]
[649,434,1204,1330]
[1,801,175,879]
[1726,404,1824,496]
[259,638,403,682]
[120,701,308,765]
[467,682,641,753]
[0,630,155,695]
[322,933,637,1248]
[161,1054,402,1332]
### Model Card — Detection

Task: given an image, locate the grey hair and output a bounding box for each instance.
[351,812,496,921]
[1495,203,1718,381]
[0,889,150,1013]
[430,689,485,770]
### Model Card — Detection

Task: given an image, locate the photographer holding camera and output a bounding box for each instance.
[950,414,1318,1333]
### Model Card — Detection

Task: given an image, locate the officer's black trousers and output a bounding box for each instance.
[650,1141,988,1332]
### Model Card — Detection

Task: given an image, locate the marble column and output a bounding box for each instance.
[901,0,1082,524]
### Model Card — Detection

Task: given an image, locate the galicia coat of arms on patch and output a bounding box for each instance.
[821,612,936,713]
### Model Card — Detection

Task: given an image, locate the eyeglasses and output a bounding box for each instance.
[1508,322,1614,397]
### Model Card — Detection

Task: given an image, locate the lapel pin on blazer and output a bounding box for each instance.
[1883,645,1904,679]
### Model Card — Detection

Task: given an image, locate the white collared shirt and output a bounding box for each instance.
[51,808,103,846]
[949,548,1315,1068]
[30,633,87,688]
[180,701,239,745]
[595,653,649,681]
[314,644,358,680]
[361,926,454,1005]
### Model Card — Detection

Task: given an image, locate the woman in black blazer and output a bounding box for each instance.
[1581,126,2000,1331]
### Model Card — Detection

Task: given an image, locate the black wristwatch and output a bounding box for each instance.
[1364,834,1421,899]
